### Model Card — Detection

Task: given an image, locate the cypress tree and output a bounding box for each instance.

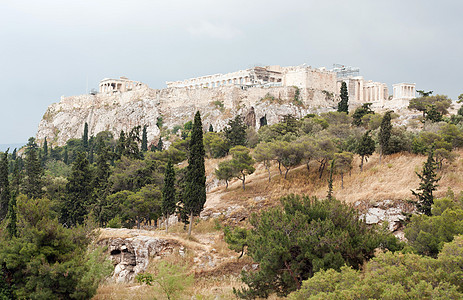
[63,146,69,164]
[156,137,163,151]
[23,138,43,199]
[62,152,93,226]
[162,160,177,233]
[327,159,334,200]
[11,157,22,195]
[141,125,148,152]
[115,130,126,157]
[6,194,17,238]
[209,124,214,132]
[43,137,48,159]
[82,122,89,150]
[379,111,393,163]
[0,150,10,220]
[337,81,349,113]
[412,148,440,216]
[184,111,206,236]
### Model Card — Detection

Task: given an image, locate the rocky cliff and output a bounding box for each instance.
[36,85,338,146]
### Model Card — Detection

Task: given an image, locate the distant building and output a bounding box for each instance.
[392,83,416,101]
[99,77,146,94]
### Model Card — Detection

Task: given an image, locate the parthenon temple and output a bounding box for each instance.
[165,65,337,92]
[99,77,146,94]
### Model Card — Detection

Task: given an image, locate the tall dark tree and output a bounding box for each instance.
[63,146,69,164]
[141,125,148,152]
[412,148,440,216]
[0,150,10,220]
[162,160,176,233]
[115,130,126,158]
[82,122,89,150]
[208,124,214,132]
[184,111,206,236]
[6,194,17,238]
[224,115,247,147]
[352,103,374,126]
[62,152,93,226]
[43,137,48,160]
[355,130,376,171]
[92,139,113,226]
[11,157,22,195]
[327,159,334,200]
[337,81,349,113]
[23,138,43,199]
[379,111,393,163]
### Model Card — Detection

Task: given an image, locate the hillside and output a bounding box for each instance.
[92,149,463,299]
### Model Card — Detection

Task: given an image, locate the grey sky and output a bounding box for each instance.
[1,0,462,144]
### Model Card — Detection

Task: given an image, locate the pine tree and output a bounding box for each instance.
[0,150,10,220]
[184,111,206,236]
[162,160,176,233]
[355,130,376,171]
[141,125,148,152]
[379,111,393,163]
[23,138,43,199]
[337,81,349,113]
[412,148,440,216]
[83,122,89,150]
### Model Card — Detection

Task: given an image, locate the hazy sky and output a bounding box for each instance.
[1,0,462,144]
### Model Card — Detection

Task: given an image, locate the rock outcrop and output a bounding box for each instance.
[97,229,179,283]
[36,85,338,146]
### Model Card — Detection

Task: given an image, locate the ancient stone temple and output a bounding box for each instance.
[166,65,337,93]
[99,77,147,94]
[392,83,416,100]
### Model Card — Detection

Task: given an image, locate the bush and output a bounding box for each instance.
[290,237,463,299]
[231,195,401,298]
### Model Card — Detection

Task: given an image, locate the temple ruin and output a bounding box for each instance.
[392,83,416,100]
[165,65,337,92]
[99,77,147,94]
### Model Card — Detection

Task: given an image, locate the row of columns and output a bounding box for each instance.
[364,85,388,102]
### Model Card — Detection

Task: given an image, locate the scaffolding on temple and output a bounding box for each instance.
[331,64,360,79]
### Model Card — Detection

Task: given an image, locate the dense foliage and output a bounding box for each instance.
[230,194,400,298]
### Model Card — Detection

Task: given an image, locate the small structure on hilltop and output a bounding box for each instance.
[99,76,147,94]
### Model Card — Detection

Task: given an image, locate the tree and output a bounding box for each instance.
[162,160,176,233]
[272,140,304,179]
[378,111,392,163]
[82,122,89,150]
[43,137,48,160]
[0,151,9,221]
[62,152,93,226]
[352,103,374,126]
[0,195,112,299]
[228,146,255,190]
[337,81,349,113]
[224,115,247,147]
[215,160,236,189]
[208,124,214,132]
[203,132,228,158]
[254,142,275,182]
[92,138,113,226]
[424,104,443,122]
[409,95,452,118]
[141,125,148,152]
[416,90,433,97]
[355,130,376,171]
[327,159,334,200]
[115,130,126,157]
[333,152,353,189]
[405,195,463,257]
[411,148,440,216]
[184,111,206,236]
[23,137,43,199]
[232,195,396,298]
[290,237,463,299]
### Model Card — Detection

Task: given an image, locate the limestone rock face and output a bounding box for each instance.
[98,232,177,283]
[36,85,338,146]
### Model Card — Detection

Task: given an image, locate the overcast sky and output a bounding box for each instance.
[1,0,462,144]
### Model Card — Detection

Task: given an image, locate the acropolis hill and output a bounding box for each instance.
[36,64,416,146]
